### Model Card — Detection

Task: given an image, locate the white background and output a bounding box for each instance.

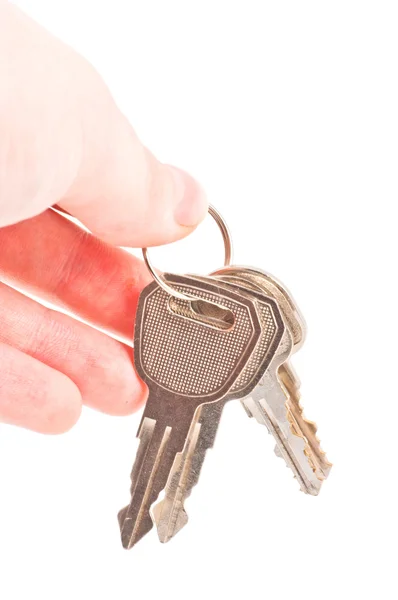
[1,1,398,598]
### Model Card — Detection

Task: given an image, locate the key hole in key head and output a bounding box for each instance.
[168,297,235,331]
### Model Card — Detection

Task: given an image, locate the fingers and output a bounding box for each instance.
[0,210,151,339]
[0,2,207,246]
[0,282,147,417]
[0,341,81,434]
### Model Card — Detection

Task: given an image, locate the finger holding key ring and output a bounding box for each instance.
[142,205,233,301]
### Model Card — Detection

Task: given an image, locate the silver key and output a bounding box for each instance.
[117,273,265,548]
[216,267,331,489]
[152,275,287,542]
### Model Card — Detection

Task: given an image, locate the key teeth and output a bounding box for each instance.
[274,444,320,494]
[282,374,332,478]
[286,402,332,480]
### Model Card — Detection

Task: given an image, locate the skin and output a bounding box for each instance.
[0,1,208,433]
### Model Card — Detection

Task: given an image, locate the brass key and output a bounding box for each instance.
[118,273,268,548]
[152,274,288,542]
[152,268,331,543]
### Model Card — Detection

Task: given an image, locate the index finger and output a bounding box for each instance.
[0,209,150,341]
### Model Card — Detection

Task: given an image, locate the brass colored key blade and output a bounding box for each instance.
[216,272,329,488]
[118,418,172,548]
[151,410,204,542]
[224,268,331,493]
[152,401,223,543]
[279,363,332,481]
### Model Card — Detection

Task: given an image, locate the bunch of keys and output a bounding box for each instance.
[118,206,331,548]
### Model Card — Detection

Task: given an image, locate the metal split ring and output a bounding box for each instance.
[142,205,233,300]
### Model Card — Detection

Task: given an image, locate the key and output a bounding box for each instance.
[152,274,289,542]
[215,267,331,489]
[153,268,331,542]
[117,273,282,548]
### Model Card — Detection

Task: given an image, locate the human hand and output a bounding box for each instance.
[0,2,207,433]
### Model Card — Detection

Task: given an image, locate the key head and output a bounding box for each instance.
[213,266,306,349]
[189,275,286,399]
[134,273,262,405]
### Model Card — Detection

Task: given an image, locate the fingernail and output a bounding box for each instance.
[170,166,208,227]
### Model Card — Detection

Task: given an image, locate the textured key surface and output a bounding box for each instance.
[135,274,262,400]
[189,274,285,398]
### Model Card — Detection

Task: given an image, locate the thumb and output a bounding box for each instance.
[0,1,207,247]
[60,109,208,247]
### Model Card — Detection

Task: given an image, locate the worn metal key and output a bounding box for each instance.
[215,267,332,491]
[152,274,286,542]
[117,273,266,548]
[153,268,331,543]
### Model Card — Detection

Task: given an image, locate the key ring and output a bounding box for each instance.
[142,205,233,301]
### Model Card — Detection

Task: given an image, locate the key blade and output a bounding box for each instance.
[152,402,224,542]
[279,364,332,480]
[152,419,201,543]
[245,346,329,495]
[244,394,316,492]
[246,388,321,495]
[118,418,172,549]
[218,268,331,491]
